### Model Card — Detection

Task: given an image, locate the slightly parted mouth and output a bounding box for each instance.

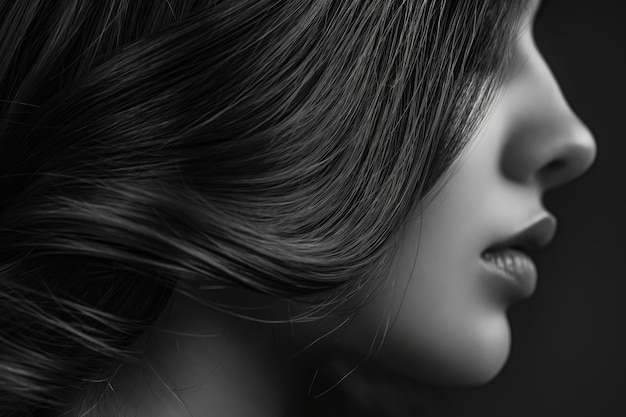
[478,214,556,299]
[481,214,558,257]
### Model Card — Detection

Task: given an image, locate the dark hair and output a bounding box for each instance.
[0,0,529,415]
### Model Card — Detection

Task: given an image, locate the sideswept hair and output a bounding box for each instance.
[0,0,529,414]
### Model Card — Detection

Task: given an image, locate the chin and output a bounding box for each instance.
[378,312,513,387]
[450,314,512,386]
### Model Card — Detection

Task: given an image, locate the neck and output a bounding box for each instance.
[97,292,305,417]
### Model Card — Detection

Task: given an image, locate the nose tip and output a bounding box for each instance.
[536,117,597,189]
[501,111,597,190]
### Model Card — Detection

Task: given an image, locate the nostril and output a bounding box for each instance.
[539,158,567,176]
[537,158,570,189]
[500,114,596,188]
[539,138,596,189]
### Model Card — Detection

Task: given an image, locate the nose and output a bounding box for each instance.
[501,48,597,190]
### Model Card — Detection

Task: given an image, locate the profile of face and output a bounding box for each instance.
[331,4,596,385]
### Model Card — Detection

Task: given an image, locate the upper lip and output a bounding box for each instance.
[482,214,558,255]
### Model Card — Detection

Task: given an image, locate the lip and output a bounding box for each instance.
[480,249,537,298]
[480,214,557,299]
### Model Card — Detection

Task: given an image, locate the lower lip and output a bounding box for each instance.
[480,249,537,298]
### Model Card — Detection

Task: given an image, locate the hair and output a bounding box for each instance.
[0,0,529,415]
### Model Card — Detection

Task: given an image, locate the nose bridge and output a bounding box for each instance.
[501,48,597,190]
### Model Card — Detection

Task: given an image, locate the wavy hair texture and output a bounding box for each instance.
[0,0,528,415]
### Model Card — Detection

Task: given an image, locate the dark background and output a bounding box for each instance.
[439,2,626,416]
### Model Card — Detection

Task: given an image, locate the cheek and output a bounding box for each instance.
[336,139,513,385]
[334,211,513,385]
[369,214,512,385]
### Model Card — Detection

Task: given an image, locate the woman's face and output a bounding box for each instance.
[334,2,596,385]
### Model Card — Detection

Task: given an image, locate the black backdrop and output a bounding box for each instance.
[438,2,626,416]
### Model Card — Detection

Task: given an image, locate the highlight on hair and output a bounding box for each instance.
[0,0,528,415]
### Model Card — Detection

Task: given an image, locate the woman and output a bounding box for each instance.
[0,1,595,416]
